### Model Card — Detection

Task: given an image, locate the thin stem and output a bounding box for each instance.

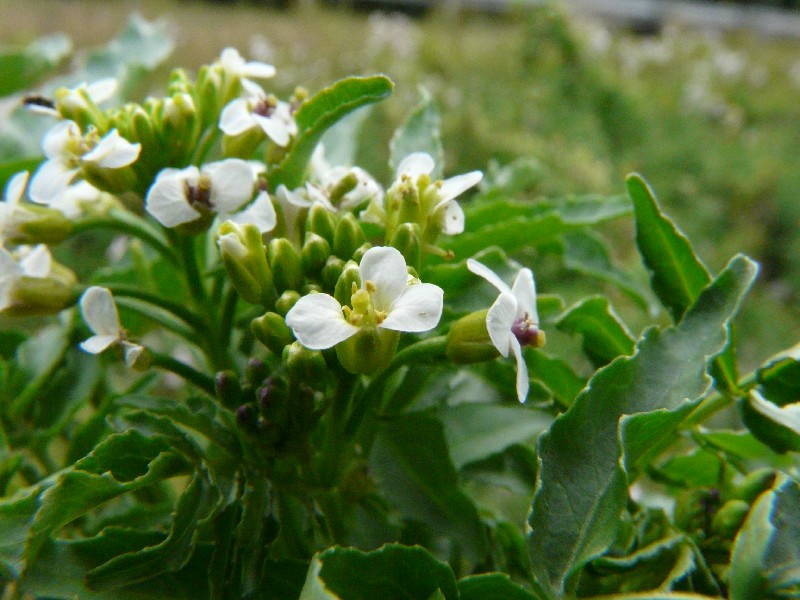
[175,233,209,307]
[149,351,216,396]
[683,370,759,428]
[220,284,239,350]
[191,126,221,166]
[105,284,207,333]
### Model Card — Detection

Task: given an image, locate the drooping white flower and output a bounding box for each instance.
[79,286,145,368]
[145,158,274,232]
[310,144,384,211]
[29,120,140,204]
[219,94,297,147]
[47,180,108,218]
[467,258,543,403]
[219,47,276,96]
[0,244,51,311]
[286,246,443,350]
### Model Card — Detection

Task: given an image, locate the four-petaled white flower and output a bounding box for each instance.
[0,244,52,312]
[310,145,383,211]
[219,47,276,96]
[79,286,145,368]
[467,258,543,403]
[286,246,444,350]
[29,120,140,204]
[145,158,275,232]
[219,94,297,147]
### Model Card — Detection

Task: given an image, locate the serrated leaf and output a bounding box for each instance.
[739,390,800,454]
[729,474,800,600]
[700,429,793,469]
[626,174,711,322]
[755,343,800,406]
[299,544,459,600]
[527,254,757,598]
[439,403,552,470]
[556,296,635,368]
[526,350,587,409]
[269,75,394,190]
[389,87,443,179]
[371,412,488,563]
[458,573,541,600]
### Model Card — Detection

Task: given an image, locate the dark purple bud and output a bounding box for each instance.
[236,404,254,427]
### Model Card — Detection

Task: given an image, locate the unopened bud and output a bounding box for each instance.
[351,242,372,264]
[389,222,422,273]
[306,202,336,245]
[251,311,295,355]
[268,237,303,294]
[334,260,361,307]
[218,221,274,305]
[245,358,269,387]
[335,327,400,375]
[275,290,301,316]
[446,310,500,364]
[257,377,289,425]
[7,205,73,246]
[710,499,749,539]
[236,403,256,428]
[284,341,327,387]
[333,212,366,261]
[731,468,776,504]
[321,255,345,292]
[215,369,242,408]
[301,232,331,277]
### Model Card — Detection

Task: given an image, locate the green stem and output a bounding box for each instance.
[176,233,209,307]
[192,126,221,166]
[105,284,207,333]
[683,370,759,427]
[71,208,178,265]
[219,285,239,350]
[149,351,216,396]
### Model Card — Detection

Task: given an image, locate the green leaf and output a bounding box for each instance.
[371,412,488,563]
[527,254,757,598]
[626,174,711,323]
[445,194,631,258]
[298,544,459,600]
[0,33,71,96]
[700,429,793,469]
[269,75,394,191]
[458,573,541,600]
[739,390,800,454]
[526,350,587,409]
[655,449,723,488]
[389,87,444,179]
[755,343,800,406]
[729,474,800,600]
[439,403,553,470]
[555,296,635,368]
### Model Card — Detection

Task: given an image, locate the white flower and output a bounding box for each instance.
[29,121,140,204]
[145,158,274,232]
[467,258,543,403]
[219,95,297,147]
[27,79,117,118]
[0,172,33,244]
[0,244,52,311]
[79,286,145,368]
[275,183,333,242]
[47,180,108,218]
[286,246,443,350]
[310,145,384,211]
[219,47,276,96]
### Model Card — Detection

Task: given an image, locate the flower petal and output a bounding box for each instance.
[203,159,255,214]
[397,152,434,179]
[122,342,146,368]
[80,286,121,337]
[5,171,29,207]
[42,120,79,160]
[86,78,118,103]
[145,173,200,228]
[381,283,443,333]
[29,160,79,204]
[220,100,256,136]
[359,247,408,310]
[438,170,482,203]
[229,191,276,233]
[486,292,516,358]
[511,268,538,323]
[0,247,22,278]
[20,245,51,277]
[510,336,530,403]
[252,113,290,147]
[243,61,276,79]
[285,293,359,350]
[80,334,118,354]
[438,199,465,235]
[83,130,140,168]
[466,258,512,296]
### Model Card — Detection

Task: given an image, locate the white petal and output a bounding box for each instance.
[285,293,359,350]
[42,120,79,160]
[5,171,30,207]
[218,230,248,259]
[253,113,290,147]
[438,200,465,235]
[220,100,256,136]
[80,334,118,354]
[86,79,118,103]
[229,191,276,233]
[381,283,443,333]
[438,171,482,203]
[29,160,79,204]
[83,130,140,168]
[80,286,121,337]
[359,247,408,311]
[510,336,530,403]
[397,153,434,178]
[145,176,199,228]
[511,268,538,323]
[203,159,255,214]
[220,47,245,72]
[20,245,52,277]
[466,259,512,296]
[486,292,517,358]
[0,247,22,278]
[240,78,267,98]
[243,61,276,79]
[122,342,146,368]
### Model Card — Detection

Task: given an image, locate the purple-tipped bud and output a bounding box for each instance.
[245,358,269,386]
[511,315,545,348]
[236,404,254,427]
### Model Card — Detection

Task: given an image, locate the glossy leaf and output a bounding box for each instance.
[555,296,636,368]
[526,350,587,409]
[458,573,541,600]
[739,390,800,454]
[299,544,458,600]
[527,254,757,598]
[269,75,394,190]
[755,343,800,406]
[390,87,444,179]
[0,33,71,96]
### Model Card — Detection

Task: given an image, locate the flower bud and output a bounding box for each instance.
[306,202,337,246]
[389,222,422,273]
[257,376,289,425]
[268,238,304,294]
[196,65,223,129]
[731,468,776,504]
[301,232,332,277]
[6,205,73,246]
[245,358,269,387]
[222,128,264,161]
[446,310,501,364]
[328,172,360,206]
[218,221,274,306]
[251,311,295,355]
[335,327,400,375]
[351,242,372,264]
[333,212,366,261]
[710,499,749,539]
[321,255,345,292]
[131,105,159,157]
[1,270,76,317]
[275,290,301,316]
[283,341,327,387]
[215,369,242,408]
[334,260,361,307]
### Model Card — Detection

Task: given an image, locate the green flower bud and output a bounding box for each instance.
[284,341,327,387]
[245,358,269,387]
[268,238,304,294]
[275,290,301,316]
[710,499,749,539]
[321,255,345,292]
[351,242,372,264]
[6,205,73,246]
[333,212,366,260]
[329,172,359,206]
[222,128,263,160]
[215,369,242,409]
[196,64,223,129]
[731,468,776,504]
[446,309,500,364]
[131,105,159,156]
[334,260,361,307]
[306,202,337,246]
[389,222,422,273]
[251,311,295,355]
[335,327,400,375]
[257,376,289,426]
[218,221,274,305]
[674,488,719,535]
[1,267,76,317]
[301,231,332,277]
[82,163,139,197]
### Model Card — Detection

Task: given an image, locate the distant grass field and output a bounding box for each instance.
[3,0,799,366]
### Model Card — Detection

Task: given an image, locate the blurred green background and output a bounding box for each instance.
[1,0,799,368]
